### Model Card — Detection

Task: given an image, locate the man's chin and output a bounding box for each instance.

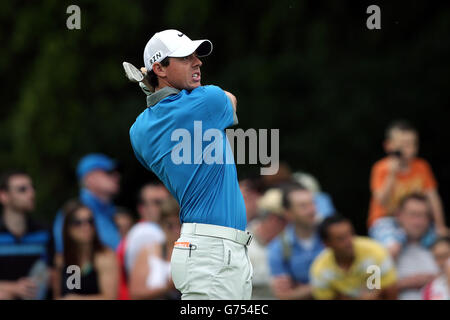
[188,82,201,90]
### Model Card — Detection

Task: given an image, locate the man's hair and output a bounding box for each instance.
[0,169,29,191]
[318,214,351,242]
[160,196,180,224]
[397,192,429,213]
[137,181,165,204]
[239,177,264,194]
[281,182,308,210]
[115,206,135,219]
[147,57,170,88]
[385,120,418,140]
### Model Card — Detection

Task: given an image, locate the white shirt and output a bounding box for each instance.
[146,255,171,289]
[124,222,165,274]
[396,243,439,300]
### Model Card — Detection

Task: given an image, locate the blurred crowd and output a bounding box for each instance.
[0,120,449,300]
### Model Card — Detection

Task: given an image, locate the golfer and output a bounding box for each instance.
[129,29,253,300]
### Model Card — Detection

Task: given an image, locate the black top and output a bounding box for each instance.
[61,262,100,296]
[0,214,54,281]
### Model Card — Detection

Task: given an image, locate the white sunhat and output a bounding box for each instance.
[143,29,213,72]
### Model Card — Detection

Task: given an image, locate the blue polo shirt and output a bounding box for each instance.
[129,85,246,231]
[268,224,324,284]
[53,188,120,253]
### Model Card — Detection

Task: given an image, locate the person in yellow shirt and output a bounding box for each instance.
[310,215,397,300]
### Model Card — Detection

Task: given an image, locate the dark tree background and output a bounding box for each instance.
[1,0,449,235]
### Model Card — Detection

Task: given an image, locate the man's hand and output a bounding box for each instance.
[359,288,382,300]
[0,290,14,300]
[139,67,154,93]
[13,277,38,299]
[387,156,401,175]
[271,274,292,297]
[271,275,312,300]
[398,274,436,290]
[435,225,450,237]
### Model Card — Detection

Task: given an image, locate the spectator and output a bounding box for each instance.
[370,193,437,258]
[293,171,336,221]
[114,207,135,239]
[129,197,181,299]
[53,153,122,254]
[0,170,54,300]
[54,200,119,299]
[247,188,287,299]
[239,178,263,226]
[123,182,169,276]
[117,182,169,299]
[386,194,440,300]
[267,184,324,300]
[310,215,397,300]
[368,120,447,236]
[423,237,450,300]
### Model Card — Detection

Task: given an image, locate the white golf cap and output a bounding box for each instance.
[143,29,213,71]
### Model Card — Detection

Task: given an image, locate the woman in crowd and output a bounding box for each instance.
[53,199,119,299]
[128,197,181,300]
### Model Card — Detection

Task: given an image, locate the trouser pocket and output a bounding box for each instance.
[170,240,196,293]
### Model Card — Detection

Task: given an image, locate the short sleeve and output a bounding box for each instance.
[267,239,290,277]
[369,217,405,248]
[375,244,397,288]
[310,264,336,300]
[200,85,234,130]
[420,160,437,190]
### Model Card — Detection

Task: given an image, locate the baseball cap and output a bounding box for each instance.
[76,153,118,181]
[143,29,213,72]
[257,188,284,217]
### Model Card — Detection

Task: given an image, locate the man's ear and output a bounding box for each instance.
[152,62,167,78]
[0,191,9,204]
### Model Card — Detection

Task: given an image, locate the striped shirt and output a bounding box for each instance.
[0,215,54,281]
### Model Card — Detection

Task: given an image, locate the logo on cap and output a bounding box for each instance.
[178,33,184,37]
[149,50,163,66]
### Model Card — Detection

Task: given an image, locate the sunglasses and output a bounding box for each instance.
[141,199,164,207]
[11,185,34,193]
[70,217,95,227]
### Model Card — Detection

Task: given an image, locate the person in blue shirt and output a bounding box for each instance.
[268,184,324,299]
[0,170,54,300]
[53,153,121,254]
[129,29,253,300]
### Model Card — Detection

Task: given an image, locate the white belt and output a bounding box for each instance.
[181,223,253,246]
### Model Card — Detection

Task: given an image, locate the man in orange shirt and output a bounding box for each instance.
[368,120,448,236]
